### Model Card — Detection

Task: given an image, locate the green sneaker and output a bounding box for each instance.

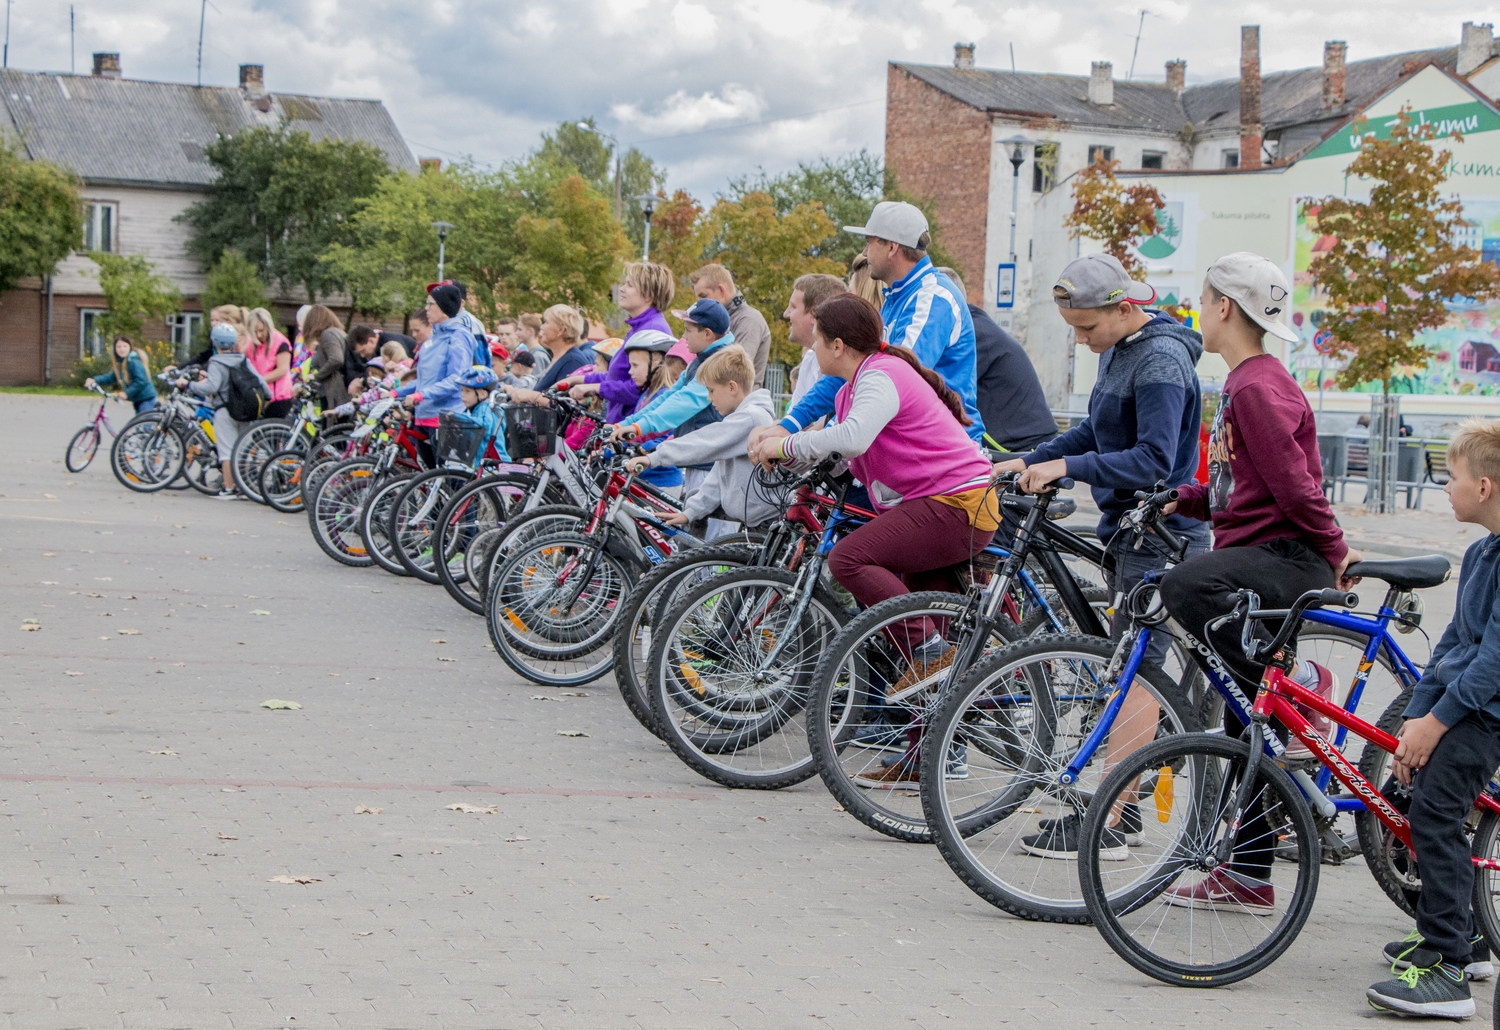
[1367,949,1475,1019]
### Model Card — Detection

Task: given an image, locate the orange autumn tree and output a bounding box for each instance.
[1304,106,1500,392]
[1064,157,1165,279]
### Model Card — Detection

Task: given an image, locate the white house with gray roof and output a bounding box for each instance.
[0,53,415,384]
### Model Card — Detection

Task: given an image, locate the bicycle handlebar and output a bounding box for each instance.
[1225,586,1361,662]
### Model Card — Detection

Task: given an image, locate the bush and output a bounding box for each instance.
[69,339,178,390]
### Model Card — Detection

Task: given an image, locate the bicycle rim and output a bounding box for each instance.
[66,427,100,472]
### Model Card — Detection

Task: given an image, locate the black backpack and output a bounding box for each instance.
[223,359,269,421]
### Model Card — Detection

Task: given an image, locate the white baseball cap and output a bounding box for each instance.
[1205,252,1298,343]
[843,201,929,249]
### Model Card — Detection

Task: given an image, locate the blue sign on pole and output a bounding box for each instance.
[996,263,1016,309]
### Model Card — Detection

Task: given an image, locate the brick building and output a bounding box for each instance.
[0,54,416,385]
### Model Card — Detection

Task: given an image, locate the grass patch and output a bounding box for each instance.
[0,385,93,396]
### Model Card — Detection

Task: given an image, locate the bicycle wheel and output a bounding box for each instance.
[111,419,184,492]
[181,427,224,495]
[647,567,847,790]
[391,469,477,583]
[433,474,540,613]
[360,473,417,576]
[920,633,1199,922]
[260,448,308,513]
[231,419,292,505]
[308,458,379,567]
[1079,731,1319,986]
[611,544,759,739]
[807,592,1024,843]
[65,426,101,472]
[487,532,636,686]
[475,504,593,602]
[1467,807,1500,985]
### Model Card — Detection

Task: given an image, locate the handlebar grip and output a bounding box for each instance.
[1317,588,1360,609]
[1054,477,1075,490]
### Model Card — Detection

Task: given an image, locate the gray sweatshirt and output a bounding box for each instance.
[647,388,777,527]
[187,352,261,409]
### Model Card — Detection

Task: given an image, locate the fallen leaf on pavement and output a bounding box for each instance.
[260,699,302,710]
[149,748,178,756]
[559,691,589,697]
[64,670,82,676]
[429,638,447,644]
[445,803,498,814]
[217,833,237,841]
[591,895,610,902]
[437,657,456,663]
[354,805,381,815]
[530,695,560,702]
[20,620,40,632]
[267,875,320,885]
[353,931,373,937]
[117,628,141,635]
[250,609,271,616]
[557,730,590,738]
[506,835,530,842]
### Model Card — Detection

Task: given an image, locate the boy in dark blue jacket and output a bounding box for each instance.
[1367,419,1500,1019]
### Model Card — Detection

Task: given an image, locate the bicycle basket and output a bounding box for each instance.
[435,413,487,467]
[502,403,559,460]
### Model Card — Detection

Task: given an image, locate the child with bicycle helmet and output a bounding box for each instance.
[452,365,506,462]
[769,294,998,725]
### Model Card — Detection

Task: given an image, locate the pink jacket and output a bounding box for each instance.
[247,330,294,402]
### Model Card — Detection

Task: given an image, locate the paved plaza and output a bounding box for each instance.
[0,394,1484,1029]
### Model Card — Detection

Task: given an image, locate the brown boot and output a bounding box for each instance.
[890,646,957,697]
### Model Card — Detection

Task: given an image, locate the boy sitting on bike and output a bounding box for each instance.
[453,365,506,462]
[1363,418,1500,1019]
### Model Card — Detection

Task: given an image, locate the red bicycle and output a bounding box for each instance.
[1078,585,1500,987]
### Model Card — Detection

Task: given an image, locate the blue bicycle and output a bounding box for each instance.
[918,485,1445,923]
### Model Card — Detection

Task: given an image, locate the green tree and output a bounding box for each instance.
[1063,157,1166,279]
[180,124,391,302]
[1304,107,1500,391]
[90,252,182,342]
[539,119,665,247]
[201,250,268,312]
[0,142,83,294]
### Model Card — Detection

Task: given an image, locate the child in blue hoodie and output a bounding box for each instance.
[1365,419,1500,1019]
[448,365,507,464]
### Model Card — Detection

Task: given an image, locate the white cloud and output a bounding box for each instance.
[612,86,766,138]
[671,2,717,39]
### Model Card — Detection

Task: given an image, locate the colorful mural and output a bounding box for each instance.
[1289,198,1500,395]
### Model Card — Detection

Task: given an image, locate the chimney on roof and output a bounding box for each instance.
[1459,21,1495,76]
[1322,41,1347,108]
[954,42,975,70]
[1088,61,1114,105]
[1239,26,1263,170]
[1165,59,1186,93]
[239,64,265,95]
[92,52,121,78]
[419,158,442,173]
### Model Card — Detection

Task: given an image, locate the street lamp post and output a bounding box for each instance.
[999,135,1032,264]
[636,194,659,261]
[431,221,453,282]
[577,122,622,220]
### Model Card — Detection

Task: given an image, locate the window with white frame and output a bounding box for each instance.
[79,308,107,358]
[1141,151,1166,170]
[167,313,203,351]
[1087,144,1115,166]
[1222,149,1240,169]
[83,201,117,253]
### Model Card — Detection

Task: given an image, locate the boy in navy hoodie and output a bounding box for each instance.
[1363,418,1500,1019]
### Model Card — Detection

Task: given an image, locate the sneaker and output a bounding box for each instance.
[1367,950,1475,1019]
[889,646,957,697]
[852,758,919,789]
[1283,662,1338,760]
[1037,803,1143,847]
[849,717,905,752]
[1384,931,1494,982]
[215,488,241,501]
[1019,812,1130,862]
[945,745,969,780]
[1161,868,1276,914]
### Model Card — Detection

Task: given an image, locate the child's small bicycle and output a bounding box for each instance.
[65,383,122,472]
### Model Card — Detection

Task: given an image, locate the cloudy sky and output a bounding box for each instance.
[4,0,1490,197]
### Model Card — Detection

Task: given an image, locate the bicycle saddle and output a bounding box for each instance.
[1345,554,1451,590]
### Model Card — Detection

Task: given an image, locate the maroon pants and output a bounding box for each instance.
[828,496,995,651]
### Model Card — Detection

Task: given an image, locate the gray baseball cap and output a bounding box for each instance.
[1052,254,1156,308]
[844,201,929,249]
[1205,252,1298,343]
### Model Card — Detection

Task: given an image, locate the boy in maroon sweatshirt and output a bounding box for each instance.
[1156,252,1364,912]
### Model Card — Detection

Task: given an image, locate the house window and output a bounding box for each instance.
[83,202,116,253]
[1087,145,1114,166]
[1222,149,1240,169]
[1032,143,1059,193]
[79,308,107,358]
[1141,151,1165,170]
[167,313,203,351]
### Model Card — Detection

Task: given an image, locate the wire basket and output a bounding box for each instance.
[435,413,487,467]
[503,403,559,460]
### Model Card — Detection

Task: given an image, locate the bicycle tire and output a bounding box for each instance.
[308,458,379,567]
[1079,731,1319,986]
[433,473,543,613]
[66,426,100,472]
[360,474,417,576]
[1468,807,1500,994]
[181,427,223,495]
[807,592,1024,843]
[475,504,593,601]
[391,469,477,583]
[110,419,184,492]
[231,419,292,505]
[611,544,759,739]
[919,632,1200,921]
[260,448,308,513]
[647,566,847,790]
[486,532,635,686]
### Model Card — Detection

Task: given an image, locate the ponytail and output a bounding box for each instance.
[812,294,971,426]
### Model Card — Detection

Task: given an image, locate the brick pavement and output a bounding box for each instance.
[0,394,1484,1029]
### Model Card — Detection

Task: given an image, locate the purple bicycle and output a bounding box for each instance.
[65,383,122,472]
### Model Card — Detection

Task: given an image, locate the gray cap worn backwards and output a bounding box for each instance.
[1052,254,1156,309]
[1205,252,1299,343]
[843,201,929,249]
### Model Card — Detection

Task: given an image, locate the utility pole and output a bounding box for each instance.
[4,0,13,69]
[197,0,206,86]
[69,5,74,75]
[1127,9,1149,80]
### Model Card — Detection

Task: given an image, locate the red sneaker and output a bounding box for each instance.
[1161,869,1275,915]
